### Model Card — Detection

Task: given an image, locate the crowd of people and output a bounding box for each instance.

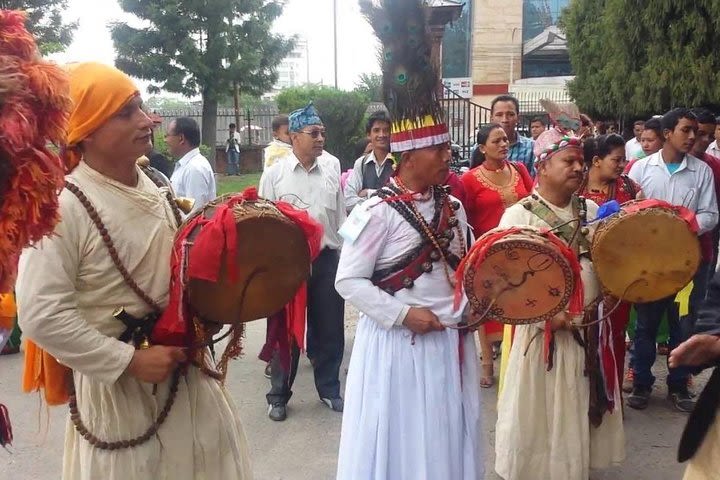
[4,71,720,480]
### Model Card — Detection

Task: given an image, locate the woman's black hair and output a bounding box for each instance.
[470,122,504,168]
[583,133,625,166]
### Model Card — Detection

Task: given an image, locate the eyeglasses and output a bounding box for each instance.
[299,129,327,139]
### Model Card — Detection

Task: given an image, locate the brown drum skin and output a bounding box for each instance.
[185,199,311,324]
[591,205,700,303]
[464,228,575,325]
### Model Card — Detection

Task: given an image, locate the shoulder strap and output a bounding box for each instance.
[140,165,183,227]
[521,194,590,253]
[620,174,636,199]
[64,181,162,313]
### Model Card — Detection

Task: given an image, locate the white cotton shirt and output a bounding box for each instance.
[344,151,393,212]
[258,151,346,250]
[225,131,242,152]
[628,151,719,235]
[707,140,720,160]
[170,148,217,213]
[625,137,643,159]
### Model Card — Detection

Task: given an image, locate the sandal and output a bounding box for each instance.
[480,363,494,388]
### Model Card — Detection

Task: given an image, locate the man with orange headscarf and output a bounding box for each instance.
[15,62,252,480]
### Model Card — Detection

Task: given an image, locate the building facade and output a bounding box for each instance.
[271,37,309,92]
[442,0,572,112]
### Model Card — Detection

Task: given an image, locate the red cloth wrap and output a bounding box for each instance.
[622,198,699,233]
[152,187,324,357]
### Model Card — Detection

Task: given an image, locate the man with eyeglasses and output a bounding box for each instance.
[258,102,347,421]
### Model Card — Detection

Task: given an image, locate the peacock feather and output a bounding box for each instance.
[360,0,445,131]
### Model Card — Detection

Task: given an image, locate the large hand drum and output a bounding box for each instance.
[463,227,576,325]
[591,200,700,303]
[184,196,311,324]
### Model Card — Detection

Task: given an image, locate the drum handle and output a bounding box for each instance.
[446,298,497,330]
[572,278,649,329]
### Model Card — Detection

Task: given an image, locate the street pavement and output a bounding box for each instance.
[0,306,704,479]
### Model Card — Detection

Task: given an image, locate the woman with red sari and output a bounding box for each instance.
[579,133,643,388]
[461,123,533,387]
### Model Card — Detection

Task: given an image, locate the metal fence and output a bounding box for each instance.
[440,85,492,158]
[153,105,280,147]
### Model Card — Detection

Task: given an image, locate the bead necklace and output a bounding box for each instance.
[393,178,459,287]
[480,160,507,173]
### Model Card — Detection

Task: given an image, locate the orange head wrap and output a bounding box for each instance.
[62,62,139,172]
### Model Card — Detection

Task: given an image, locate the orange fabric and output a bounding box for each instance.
[0,293,16,329]
[22,340,71,406]
[22,62,138,405]
[61,62,139,172]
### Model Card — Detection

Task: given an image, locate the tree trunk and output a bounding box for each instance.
[201,91,218,170]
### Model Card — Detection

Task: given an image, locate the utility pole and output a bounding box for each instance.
[333,0,338,88]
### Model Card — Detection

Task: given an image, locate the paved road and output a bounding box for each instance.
[0,307,703,479]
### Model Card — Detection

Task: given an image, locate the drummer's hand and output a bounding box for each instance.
[669,334,720,368]
[403,307,445,335]
[126,346,187,384]
[550,312,573,331]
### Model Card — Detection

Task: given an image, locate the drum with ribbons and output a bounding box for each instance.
[152,188,322,347]
[458,226,582,325]
[591,199,700,303]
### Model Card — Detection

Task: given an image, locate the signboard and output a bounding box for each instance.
[442,77,472,99]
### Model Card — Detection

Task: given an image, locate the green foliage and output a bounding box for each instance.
[1,0,77,54]
[561,0,720,119]
[146,96,195,111]
[354,73,383,103]
[111,0,293,157]
[276,85,370,169]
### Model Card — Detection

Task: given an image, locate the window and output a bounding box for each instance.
[441,2,472,78]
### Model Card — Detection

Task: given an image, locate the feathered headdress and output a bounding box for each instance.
[360,0,449,153]
[0,10,71,291]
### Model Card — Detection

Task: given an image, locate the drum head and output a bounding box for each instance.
[592,209,700,303]
[465,236,574,325]
[187,206,311,324]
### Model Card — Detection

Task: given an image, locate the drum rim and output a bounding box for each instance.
[591,207,701,302]
[464,238,575,325]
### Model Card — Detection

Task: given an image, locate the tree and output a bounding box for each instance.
[111,0,293,160]
[277,85,370,169]
[1,0,77,54]
[560,0,720,120]
[354,73,383,103]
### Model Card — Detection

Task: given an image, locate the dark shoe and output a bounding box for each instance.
[627,387,651,410]
[657,342,670,356]
[669,389,696,413]
[268,403,287,421]
[264,363,271,379]
[320,397,344,412]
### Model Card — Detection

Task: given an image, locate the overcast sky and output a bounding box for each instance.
[49,0,380,97]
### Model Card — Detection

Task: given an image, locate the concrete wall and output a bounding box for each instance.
[470,0,524,97]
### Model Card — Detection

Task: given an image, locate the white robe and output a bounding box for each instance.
[16,162,252,480]
[335,191,484,480]
[683,405,720,480]
[494,192,625,480]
